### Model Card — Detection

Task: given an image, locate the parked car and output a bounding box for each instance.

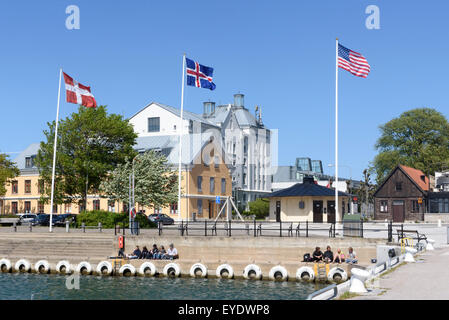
[53,213,76,226]
[148,213,174,225]
[32,214,50,226]
[19,214,38,225]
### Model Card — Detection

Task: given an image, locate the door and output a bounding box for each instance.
[392,200,405,222]
[275,201,281,222]
[327,201,336,223]
[313,201,323,223]
[208,201,213,219]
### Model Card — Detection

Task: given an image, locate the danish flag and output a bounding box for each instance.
[63,72,97,108]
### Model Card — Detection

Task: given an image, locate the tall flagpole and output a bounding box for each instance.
[178,54,186,221]
[335,38,340,223]
[49,68,63,233]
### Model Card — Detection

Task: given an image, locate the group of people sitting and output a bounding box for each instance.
[304,246,358,264]
[119,243,179,260]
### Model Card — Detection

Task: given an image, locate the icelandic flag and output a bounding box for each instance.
[186,58,216,90]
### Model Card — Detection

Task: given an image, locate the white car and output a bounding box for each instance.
[18,214,37,225]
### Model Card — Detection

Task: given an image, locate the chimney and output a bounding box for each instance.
[203,101,215,117]
[420,175,426,183]
[234,93,244,108]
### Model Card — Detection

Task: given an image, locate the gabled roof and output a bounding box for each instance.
[268,181,349,198]
[399,165,429,191]
[129,102,219,128]
[374,164,429,197]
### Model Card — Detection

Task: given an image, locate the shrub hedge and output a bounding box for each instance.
[75,210,156,229]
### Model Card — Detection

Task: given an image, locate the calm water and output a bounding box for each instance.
[0,273,326,300]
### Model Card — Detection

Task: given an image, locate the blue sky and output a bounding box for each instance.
[1,1,449,180]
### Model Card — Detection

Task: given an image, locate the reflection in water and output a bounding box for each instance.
[0,273,327,300]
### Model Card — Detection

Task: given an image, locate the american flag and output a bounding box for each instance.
[338,44,370,78]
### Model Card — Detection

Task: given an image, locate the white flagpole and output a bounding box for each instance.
[49,68,63,233]
[177,54,186,221]
[335,38,340,223]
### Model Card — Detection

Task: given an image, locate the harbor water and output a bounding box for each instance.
[0,273,327,300]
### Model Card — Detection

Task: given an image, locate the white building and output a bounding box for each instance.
[129,93,272,210]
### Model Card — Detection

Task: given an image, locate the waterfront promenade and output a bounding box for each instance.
[351,244,449,300]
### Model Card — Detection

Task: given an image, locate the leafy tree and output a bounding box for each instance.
[35,106,137,207]
[352,168,377,211]
[247,198,270,220]
[0,153,20,197]
[99,150,178,210]
[373,108,449,184]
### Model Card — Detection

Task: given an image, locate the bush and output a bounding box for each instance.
[248,198,270,220]
[75,210,156,229]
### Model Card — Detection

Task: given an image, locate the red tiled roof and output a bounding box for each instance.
[399,165,429,191]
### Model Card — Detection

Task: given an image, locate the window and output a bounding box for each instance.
[221,178,226,194]
[93,200,100,211]
[53,204,58,214]
[147,117,160,132]
[170,203,178,214]
[197,176,203,192]
[299,201,305,209]
[380,200,388,213]
[38,202,45,214]
[154,207,161,214]
[38,180,44,194]
[395,182,402,191]
[24,201,31,213]
[210,177,215,193]
[197,199,203,215]
[79,201,86,213]
[12,181,18,194]
[108,200,115,212]
[411,200,420,213]
[65,203,72,213]
[11,202,18,214]
[25,157,32,168]
[25,180,31,194]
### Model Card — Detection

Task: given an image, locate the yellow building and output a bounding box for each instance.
[0,135,232,220]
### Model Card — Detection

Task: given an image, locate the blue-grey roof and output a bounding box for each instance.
[130,102,219,128]
[13,143,40,171]
[234,108,258,127]
[135,132,220,165]
[268,181,349,198]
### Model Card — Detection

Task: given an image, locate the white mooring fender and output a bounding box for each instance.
[0,259,12,272]
[215,264,234,279]
[268,265,288,281]
[139,262,157,276]
[163,263,181,277]
[34,260,50,274]
[96,261,113,275]
[327,267,348,282]
[56,261,72,274]
[296,266,315,281]
[15,259,31,273]
[189,263,208,278]
[76,261,92,275]
[243,264,262,280]
[119,264,136,276]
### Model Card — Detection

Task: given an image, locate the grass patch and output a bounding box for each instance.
[337,291,360,300]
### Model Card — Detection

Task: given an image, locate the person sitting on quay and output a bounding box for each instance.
[312,247,323,262]
[333,248,345,264]
[140,246,150,259]
[323,245,334,263]
[127,246,141,259]
[151,244,160,259]
[346,247,358,264]
[159,245,168,259]
[167,243,179,260]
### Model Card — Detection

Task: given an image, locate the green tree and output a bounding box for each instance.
[35,106,137,207]
[247,198,270,220]
[373,108,449,184]
[0,153,20,197]
[99,150,178,210]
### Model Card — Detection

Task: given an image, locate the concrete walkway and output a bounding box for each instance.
[351,245,449,300]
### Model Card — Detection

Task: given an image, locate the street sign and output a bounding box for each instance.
[418,198,423,204]
[130,207,136,218]
[215,196,220,204]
